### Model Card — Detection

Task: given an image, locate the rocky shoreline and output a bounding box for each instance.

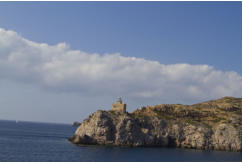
[68,97,242,151]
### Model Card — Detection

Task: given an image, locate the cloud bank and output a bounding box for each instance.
[0,28,242,103]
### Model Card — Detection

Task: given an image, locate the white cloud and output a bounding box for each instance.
[0,28,242,103]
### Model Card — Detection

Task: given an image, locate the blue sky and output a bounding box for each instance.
[0,2,242,123]
[1,2,242,73]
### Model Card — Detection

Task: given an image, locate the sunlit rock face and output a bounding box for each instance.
[69,97,242,152]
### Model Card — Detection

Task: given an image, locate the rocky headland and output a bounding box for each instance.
[68,97,242,151]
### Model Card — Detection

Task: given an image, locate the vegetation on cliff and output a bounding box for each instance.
[132,96,242,129]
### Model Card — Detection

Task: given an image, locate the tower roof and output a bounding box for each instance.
[117,97,122,104]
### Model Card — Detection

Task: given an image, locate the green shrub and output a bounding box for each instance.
[185,119,196,125]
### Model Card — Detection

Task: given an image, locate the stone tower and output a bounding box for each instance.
[112,97,126,113]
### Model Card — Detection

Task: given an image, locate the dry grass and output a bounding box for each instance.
[131,96,242,126]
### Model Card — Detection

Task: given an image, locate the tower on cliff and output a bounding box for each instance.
[112,97,126,113]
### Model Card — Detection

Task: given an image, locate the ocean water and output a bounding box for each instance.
[0,120,241,162]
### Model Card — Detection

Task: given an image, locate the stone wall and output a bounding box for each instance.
[112,102,126,113]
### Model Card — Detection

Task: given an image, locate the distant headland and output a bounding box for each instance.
[68,97,242,152]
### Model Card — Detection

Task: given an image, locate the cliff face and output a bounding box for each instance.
[69,97,242,151]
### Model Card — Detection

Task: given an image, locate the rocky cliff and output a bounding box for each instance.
[68,97,242,151]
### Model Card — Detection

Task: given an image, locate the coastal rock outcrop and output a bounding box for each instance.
[69,97,242,151]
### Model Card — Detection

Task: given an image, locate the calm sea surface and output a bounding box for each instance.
[0,120,241,162]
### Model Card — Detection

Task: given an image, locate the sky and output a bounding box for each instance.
[0,2,242,123]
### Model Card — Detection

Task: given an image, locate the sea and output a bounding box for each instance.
[0,120,241,162]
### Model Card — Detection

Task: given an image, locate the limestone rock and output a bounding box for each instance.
[212,124,241,151]
[69,97,242,151]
